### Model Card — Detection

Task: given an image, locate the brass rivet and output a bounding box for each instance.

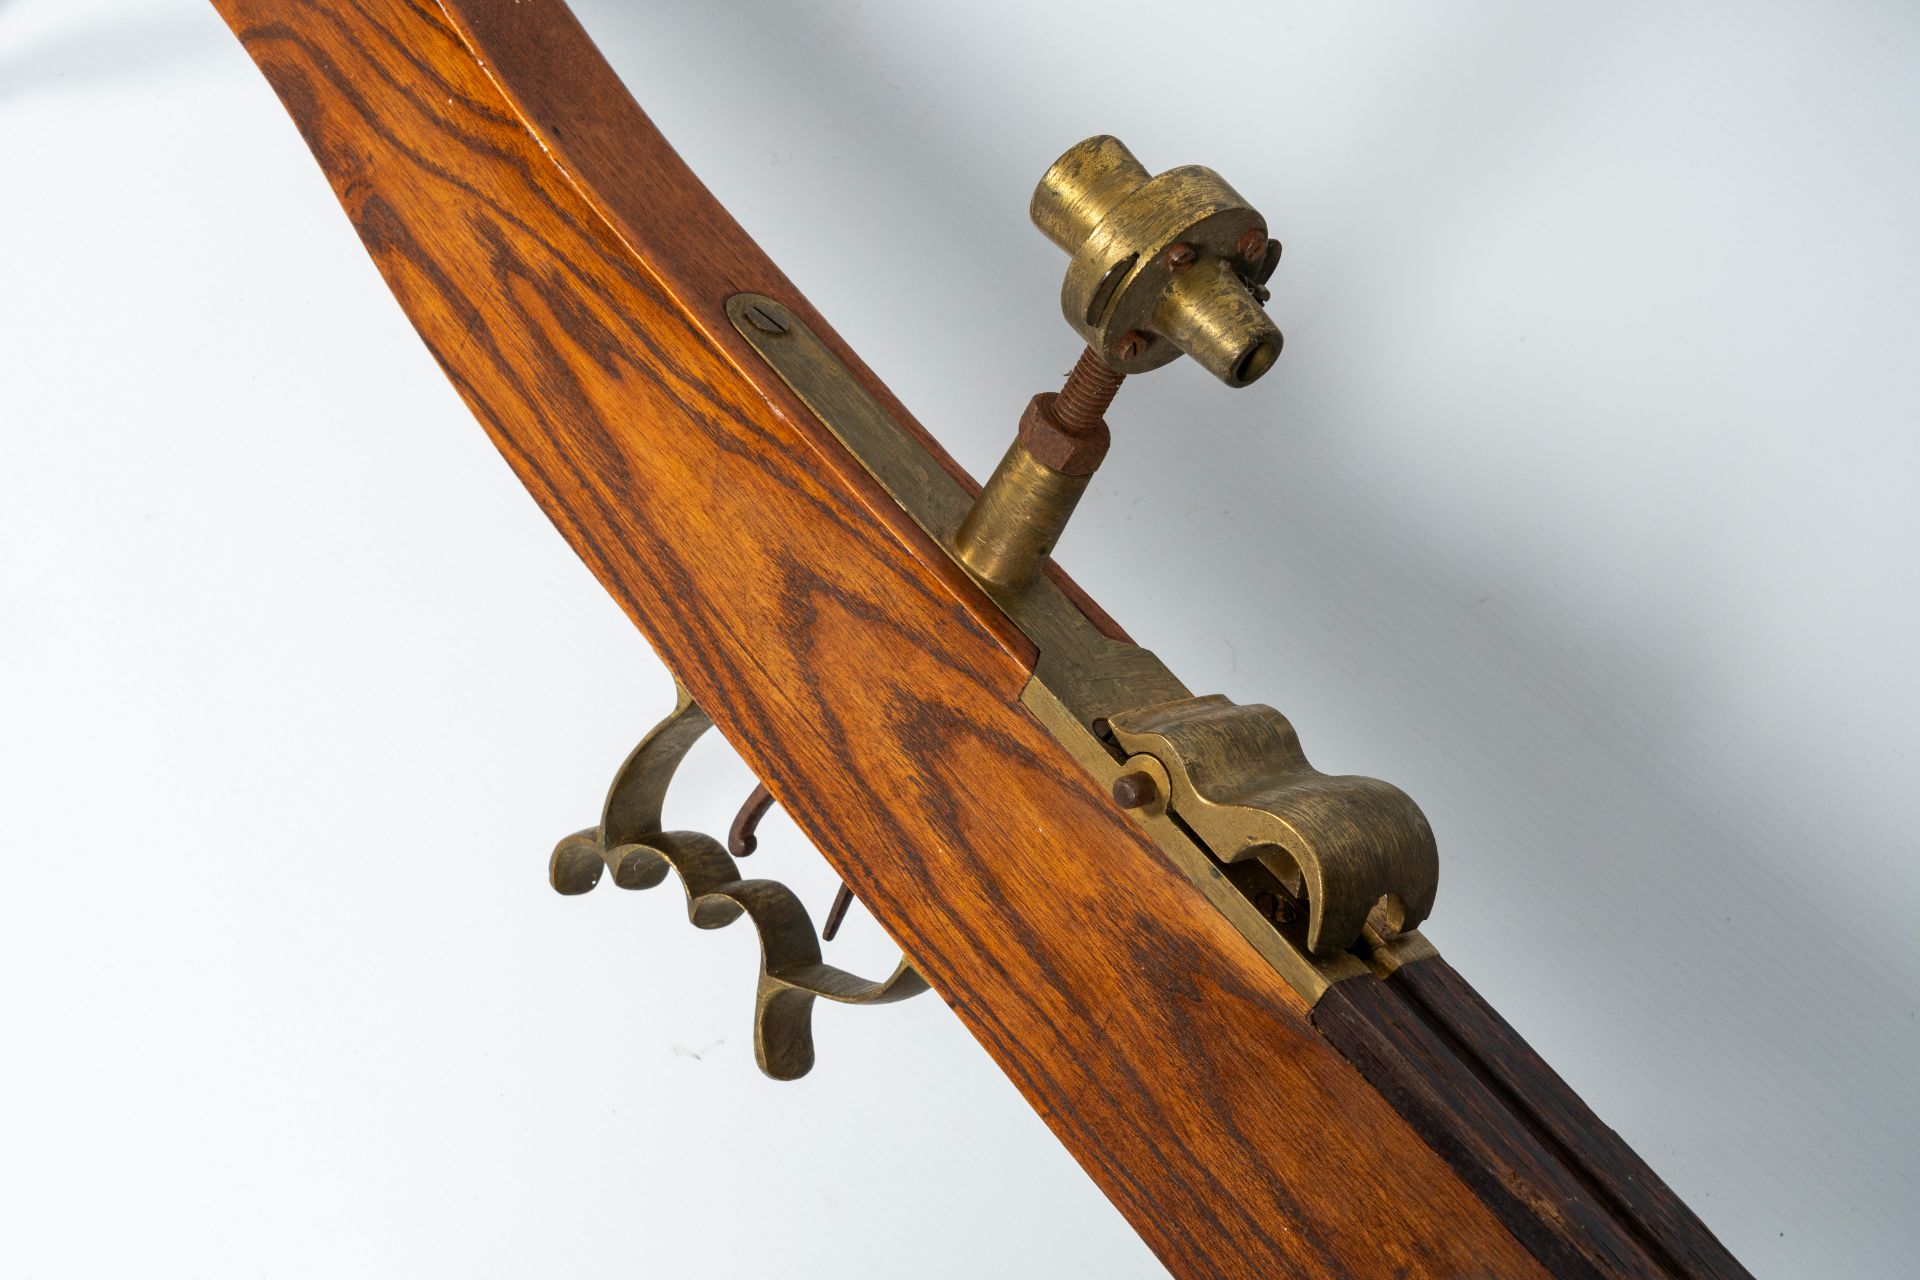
[1112,771,1158,810]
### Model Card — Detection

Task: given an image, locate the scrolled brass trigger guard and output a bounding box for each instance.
[550,683,928,1081]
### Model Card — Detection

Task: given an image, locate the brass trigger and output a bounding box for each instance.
[731,784,858,942]
[549,682,928,1080]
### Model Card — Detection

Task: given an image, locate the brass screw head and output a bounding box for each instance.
[742,301,788,335]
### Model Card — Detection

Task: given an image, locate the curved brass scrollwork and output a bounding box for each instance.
[550,683,927,1080]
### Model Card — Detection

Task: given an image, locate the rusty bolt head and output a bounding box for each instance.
[1111,771,1159,810]
[1236,228,1269,263]
[1112,330,1151,361]
[1162,241,1198,271]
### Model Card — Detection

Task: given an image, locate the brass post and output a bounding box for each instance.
[952,349,1124,590]
[954,135,1283,590]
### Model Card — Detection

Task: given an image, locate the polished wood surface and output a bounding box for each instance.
[209,1,1739,1274]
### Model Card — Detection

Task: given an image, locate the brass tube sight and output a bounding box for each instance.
[1031,135,1282,386]
[951,135,1284,590]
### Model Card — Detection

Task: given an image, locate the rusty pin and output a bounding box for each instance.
[1112,771,1158,810]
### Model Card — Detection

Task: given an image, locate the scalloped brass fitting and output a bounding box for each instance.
[1031,135,1282,386]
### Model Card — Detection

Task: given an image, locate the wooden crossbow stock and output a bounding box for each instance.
[211,2,1753,1276]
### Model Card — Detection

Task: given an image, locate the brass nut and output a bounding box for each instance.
[1017,392,1110,476]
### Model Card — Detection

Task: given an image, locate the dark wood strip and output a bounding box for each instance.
[1313,959,1752,1279]
[1390,957,1752,1278]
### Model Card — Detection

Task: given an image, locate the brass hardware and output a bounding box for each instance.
[951,138,1284,591]
[1106,696,1437,955]
[952,437,1092,588]
[728,293,1436,1002]
[730,781,860,940]
[1031,135,1282,385]
[951,348,1124,588]
[551,682,927,1079]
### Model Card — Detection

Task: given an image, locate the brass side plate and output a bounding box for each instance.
[727,293,1438,1003]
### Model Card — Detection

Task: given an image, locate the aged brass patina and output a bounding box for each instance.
[952,138,1282,591]
[1032,134,1282,383]
[1107,696,1437,955]
[728,293,1438,998]
[550,682,927,1080]
[952,427,1094,589]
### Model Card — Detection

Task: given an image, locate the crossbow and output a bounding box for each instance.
[211,2,1752,1275]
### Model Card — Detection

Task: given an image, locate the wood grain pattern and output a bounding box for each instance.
[1359,959,1751,1280]
[208,1,1739,1275]
[1315,958,1751,1279]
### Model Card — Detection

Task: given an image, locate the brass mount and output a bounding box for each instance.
[728,289,1441,1006]
[1033,134,1282,383]
[952,136,1284,592]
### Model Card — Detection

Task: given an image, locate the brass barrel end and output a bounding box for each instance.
[1030,135,1283,389]
[1156,257,1283,388]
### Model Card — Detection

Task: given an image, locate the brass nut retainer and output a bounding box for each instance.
[1031,135,1282,387]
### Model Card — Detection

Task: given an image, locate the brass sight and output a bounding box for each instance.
[1032,135,1282,387]
[951,135,1283,590]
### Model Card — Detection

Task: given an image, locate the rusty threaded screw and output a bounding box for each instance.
[1236,227,1269,262]
[1054,346,1127,434]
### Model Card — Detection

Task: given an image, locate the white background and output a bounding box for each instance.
[3,1,1917,1276]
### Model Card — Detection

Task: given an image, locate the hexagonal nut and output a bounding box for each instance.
[1017,392,1110,477]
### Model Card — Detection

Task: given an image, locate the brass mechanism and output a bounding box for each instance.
[951,136,1284,591]
[551,683,928,1080]
[729,292,1441,1000]
[952,349,1118,589]
[563,133,1437,1078]
[1107,697,1437,955]
[1032,135,1282,383]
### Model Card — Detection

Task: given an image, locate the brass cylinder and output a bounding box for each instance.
[1030,135,1151,255]
[951,440,1092,590]
[1030,135,1283,387]
[1155,257,1284,387]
